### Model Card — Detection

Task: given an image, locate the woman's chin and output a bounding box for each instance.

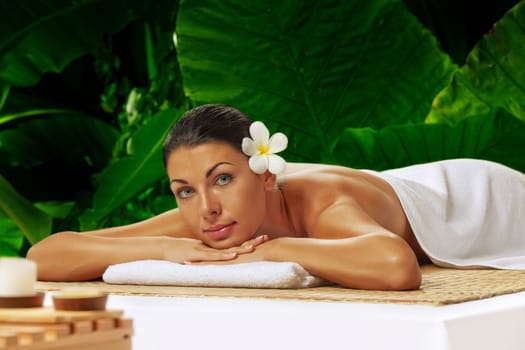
[205,237,244,250]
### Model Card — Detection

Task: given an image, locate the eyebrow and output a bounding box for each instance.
[170,162,233,184]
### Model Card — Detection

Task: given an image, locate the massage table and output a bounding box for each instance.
[36,265,525,350]
[97,291,525,350]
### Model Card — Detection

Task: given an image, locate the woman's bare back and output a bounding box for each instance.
[279,163,430,263]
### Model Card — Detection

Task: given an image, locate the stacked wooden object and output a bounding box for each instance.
[0,258,133,350]
[0,308,133,350]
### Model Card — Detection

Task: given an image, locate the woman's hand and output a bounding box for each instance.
[163,235,269,264]
[184,236,277,265]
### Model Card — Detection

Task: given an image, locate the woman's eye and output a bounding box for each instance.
[177,188,194,199]
[216,174,232,186]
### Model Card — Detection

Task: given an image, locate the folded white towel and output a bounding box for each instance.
[103,260,326,289]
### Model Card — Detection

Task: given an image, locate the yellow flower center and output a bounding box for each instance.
[257,144,270,156]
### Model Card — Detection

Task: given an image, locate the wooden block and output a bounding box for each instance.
[26,327,132,350]
[0,326,45,346]
[94,318,115,331]
[0,330,19,348]
[0,323,71,340]
[0,312,132,350]
[71,320,93,334]
[0,308,123,323]
[0,325,45,337]
[37,324,71,339]
[52,337,132,350]
[115,318,133,330]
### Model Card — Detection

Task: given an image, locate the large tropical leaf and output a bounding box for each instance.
[0,111,119,201]
[427,0,525,124]
[79,107,182,229]
[332,110,525,172]
[0,174,51,244]
[0,210,25,256]
[175,0,456,162]
[0,200,73,257]
[0,0,154,87]
[0,82,8,112]
[0,114,115,167]
[402,0,521,64]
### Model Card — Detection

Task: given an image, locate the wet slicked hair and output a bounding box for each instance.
[162,104,252,168]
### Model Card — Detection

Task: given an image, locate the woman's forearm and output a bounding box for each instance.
[27,231,259,282]
[267,233,422,290]
[27,232,167,281]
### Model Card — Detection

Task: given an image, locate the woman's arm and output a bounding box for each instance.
[262,233,421,290]
[229,202,422,290]
[27,233,246,281]
[289,198,421,290]
[26,208,182,280]
[76,208,192,238]
[27,208,267,281]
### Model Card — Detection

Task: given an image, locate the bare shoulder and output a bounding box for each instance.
[281,162,396,202]
[280,163,410,238]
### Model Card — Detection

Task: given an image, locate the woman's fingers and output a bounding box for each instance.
[244,234,269,248]
[226,235,269,254]
[175,235,270,263]
[183,250,237,264]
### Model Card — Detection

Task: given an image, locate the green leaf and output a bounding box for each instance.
[0,81,9,112]
[79,108,182,229]
[34,201,76,220]
[333,109,525,172]
[0,173,52,244]
[0,0,153,86]
[0,112,118,169]
[427,0,525,124]
[402,0,521,64]
[175,0,456,162]
[0,99,119,201]
[0,210,25,257]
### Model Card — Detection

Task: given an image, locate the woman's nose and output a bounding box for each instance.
[199,191,221,218]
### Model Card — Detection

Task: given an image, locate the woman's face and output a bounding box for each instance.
[166,141,273,249]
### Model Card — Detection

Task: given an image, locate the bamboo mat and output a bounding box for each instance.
[35,265,525,306]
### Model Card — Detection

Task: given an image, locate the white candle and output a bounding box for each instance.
[0,258,37,296]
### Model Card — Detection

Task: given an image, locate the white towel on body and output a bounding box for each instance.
[367,158,525,269]
[103,260,326,289]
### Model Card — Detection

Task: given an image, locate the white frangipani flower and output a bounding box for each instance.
[241,121,288,175]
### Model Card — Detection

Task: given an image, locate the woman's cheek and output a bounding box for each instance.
[179,203,200,233]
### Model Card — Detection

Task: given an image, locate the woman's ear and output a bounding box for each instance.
[263,171,277,191]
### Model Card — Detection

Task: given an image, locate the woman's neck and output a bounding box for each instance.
[256,187,301,239]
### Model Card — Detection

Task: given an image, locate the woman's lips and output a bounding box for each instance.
[204,223,235,240]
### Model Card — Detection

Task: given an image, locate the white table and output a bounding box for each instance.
[47,290,525,350]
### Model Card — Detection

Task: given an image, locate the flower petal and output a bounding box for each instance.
[241,137,257,156]
[249,121,269,144]
[268,132,288,154]
[249,155,269,174]
[268,154,286,174]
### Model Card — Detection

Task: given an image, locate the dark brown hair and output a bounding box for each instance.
[162,104,252,167]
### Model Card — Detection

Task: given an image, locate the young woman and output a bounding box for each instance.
[27,104,525,290]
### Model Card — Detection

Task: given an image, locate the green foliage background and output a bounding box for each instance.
[0,0,524,256]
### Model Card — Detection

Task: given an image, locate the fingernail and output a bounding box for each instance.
[245,245,253,249]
